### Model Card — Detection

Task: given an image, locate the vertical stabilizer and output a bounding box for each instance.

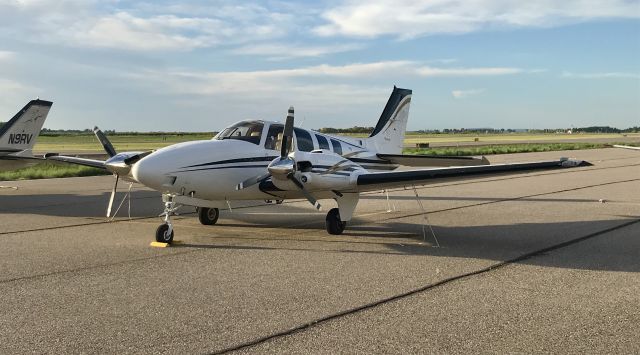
[365,86,412,155]
[0,99,52,153]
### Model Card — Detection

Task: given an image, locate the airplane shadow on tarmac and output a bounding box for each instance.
[0,189,604,218]
[2,191,639,273]
[182,210,640,273]
[0,190,162,218]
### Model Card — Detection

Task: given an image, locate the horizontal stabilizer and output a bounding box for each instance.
[378,154,489,167]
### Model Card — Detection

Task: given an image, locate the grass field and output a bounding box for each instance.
[34,133,213,153]
[406,142,608,156]
[0,162,109,181]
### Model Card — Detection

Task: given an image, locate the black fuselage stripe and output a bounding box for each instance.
[175,164,270,173]
[181,156,278,169]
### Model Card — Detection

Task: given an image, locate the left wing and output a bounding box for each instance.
[44,153,107,169]
[356,158,590,192]
[612,145,640,151]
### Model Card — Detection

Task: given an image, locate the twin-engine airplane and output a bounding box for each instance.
[0,99,52,171]
[46,87,590,243]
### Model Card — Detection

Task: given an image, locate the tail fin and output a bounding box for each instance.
[0,99,52,153]
[366,86,412,155]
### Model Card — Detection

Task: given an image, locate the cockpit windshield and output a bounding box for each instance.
[214,121,264,145]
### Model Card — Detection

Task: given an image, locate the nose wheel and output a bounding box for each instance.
[156,194,180,243]
[156,223,174,243]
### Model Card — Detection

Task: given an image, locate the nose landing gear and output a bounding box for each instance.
[156,194,180,243]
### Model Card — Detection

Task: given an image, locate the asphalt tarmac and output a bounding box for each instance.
[1,148,638,354]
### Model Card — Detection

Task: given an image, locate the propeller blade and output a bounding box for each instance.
[236,173,271,190]
[107,174,119,218]
[93,126,117,158]
[280,107,294,158]
[287,174,321,210]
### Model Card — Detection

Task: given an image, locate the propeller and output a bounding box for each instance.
[93,126,150,218]
[94,126,117,158]
[107,174,119,218]
[235,106,321,210]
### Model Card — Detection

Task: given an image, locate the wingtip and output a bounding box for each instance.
[560,158,592,167]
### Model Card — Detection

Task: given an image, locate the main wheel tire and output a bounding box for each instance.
[198,207,219,225]
[325,208,346,235]
[155,223,174,243]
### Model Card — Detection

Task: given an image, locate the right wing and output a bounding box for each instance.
[356,158,590,192]
[377,153,489,167]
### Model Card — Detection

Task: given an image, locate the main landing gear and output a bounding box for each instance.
[198,207,219,225]
[325,208,346,235]
[156,194,180,243]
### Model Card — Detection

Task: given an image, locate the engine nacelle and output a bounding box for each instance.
[270,150,366,192]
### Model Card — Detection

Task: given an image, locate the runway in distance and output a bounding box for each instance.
[46,87,590,242]
[0,99,52,171]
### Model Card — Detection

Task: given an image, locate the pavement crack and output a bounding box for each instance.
[210,217,640,355]
[0,249,202,285]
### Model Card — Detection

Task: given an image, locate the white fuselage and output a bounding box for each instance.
[130,120,395,203]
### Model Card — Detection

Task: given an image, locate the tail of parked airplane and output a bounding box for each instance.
[0,99,52,154]
[364,86,412,155]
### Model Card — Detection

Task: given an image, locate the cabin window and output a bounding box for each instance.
[215,121,264,145]
[330,139,343,155]
[293,128,314,152]
[315,134,330,150]
[264,124,284,151]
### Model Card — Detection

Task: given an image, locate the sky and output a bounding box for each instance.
[0,0,639,132]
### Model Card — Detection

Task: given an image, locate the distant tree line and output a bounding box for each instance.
[573,126,640,133]
[413,128,519,134]
[36,128,214,136]
[1,121,638,135]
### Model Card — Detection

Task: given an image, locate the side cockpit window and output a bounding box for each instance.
[264,124,284,151]
[315,134,330,150]
[330,139,343,155]
[294,128,314,152]
[215,121,264,145]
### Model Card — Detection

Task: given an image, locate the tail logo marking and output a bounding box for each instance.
[8,133,33,145]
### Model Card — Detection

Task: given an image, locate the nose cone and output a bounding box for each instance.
[131,152,168,190]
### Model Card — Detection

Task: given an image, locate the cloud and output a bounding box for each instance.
[123,61,418,97]
[562,71,640,79]
[231,43,363,60]
[0,2,294,51]
[418,66,522,77]
[125,61,526,96]
[452,89,486,99]
[72,12,223,51]
[0,50,15,61]
[314,0,640,38]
